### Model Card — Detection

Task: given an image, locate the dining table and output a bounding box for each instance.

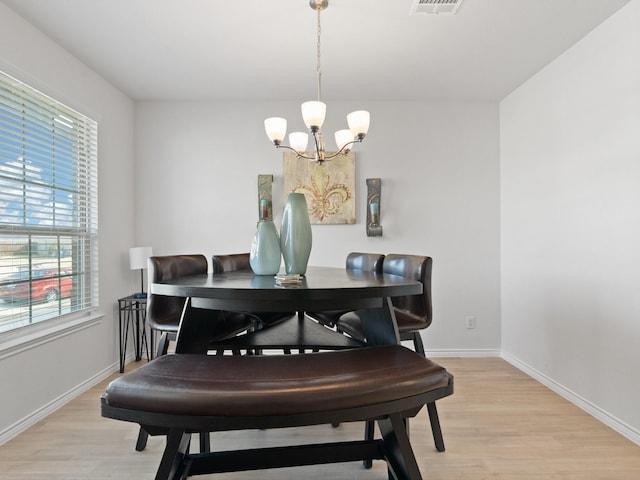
[139,265,439,478]
[150,265,423,353]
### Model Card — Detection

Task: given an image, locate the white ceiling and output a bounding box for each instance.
[2,0,631,102]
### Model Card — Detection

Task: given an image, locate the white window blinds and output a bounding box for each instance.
[0,71,98,333]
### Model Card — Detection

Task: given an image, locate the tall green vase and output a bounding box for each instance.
[249,220,281,275]
[280,193,312,275]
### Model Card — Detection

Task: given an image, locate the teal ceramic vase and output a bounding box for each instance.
[280,193,312,275]
[249,220,281,275]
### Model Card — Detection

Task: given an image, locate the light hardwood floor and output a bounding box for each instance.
[1,357,639,479]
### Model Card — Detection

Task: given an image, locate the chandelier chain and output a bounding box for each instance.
[316,4,322,102]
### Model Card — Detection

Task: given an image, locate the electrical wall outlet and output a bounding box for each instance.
[465,316,476,329]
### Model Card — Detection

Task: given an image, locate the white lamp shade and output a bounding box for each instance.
[334,129,354,151]
[347,110,370,136]
[264,117,287,142]
[289,132,309,153]
[129,246,153,270]
[301,101,326,129]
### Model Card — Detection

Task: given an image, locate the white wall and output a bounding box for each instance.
[501,0,640,438]
[0,3,136,441]
[135,100,502,354]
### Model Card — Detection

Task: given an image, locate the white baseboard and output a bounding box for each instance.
[423,348,501,357]
[0,358,123,446]
[501,351,640,447]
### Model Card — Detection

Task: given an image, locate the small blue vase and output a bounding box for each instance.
[280,192,312,275]
[250,220,281,275]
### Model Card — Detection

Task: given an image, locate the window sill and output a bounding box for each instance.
[0,310,103,360]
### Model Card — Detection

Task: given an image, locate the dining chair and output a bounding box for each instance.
[137,253,253,452]
[146,254,207,358]
[211,253,295,331]
[337,254,432,354]
[335,254,443,465]
[306,252,385,328]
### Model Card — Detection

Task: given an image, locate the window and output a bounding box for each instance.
[0,71,98,334]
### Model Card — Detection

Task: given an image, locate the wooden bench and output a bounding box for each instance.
[101,345,453,480]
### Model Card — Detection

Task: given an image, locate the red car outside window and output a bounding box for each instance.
[0,268,72,303]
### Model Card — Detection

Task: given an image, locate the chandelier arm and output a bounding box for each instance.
[321,138,364,160]
[273,136,362,162]
[273,143,317,160]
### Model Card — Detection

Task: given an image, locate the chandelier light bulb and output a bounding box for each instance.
[334,129,354,151]
[347,110,370,138]
[301,101,326,131]
[264,117,287,143]
[289,132,309,153]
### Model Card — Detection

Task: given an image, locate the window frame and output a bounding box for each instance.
[0,69,99,338]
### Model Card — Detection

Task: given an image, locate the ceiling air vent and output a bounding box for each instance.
[410,0,464,15]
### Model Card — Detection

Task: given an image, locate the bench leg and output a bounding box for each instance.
[363,420,375,469]
[155,429,190,480]
[366,400,444,468]
[199,432,210,453]
[135,428,209,455]
[427,401,445,452]
[135,427,149,451]
[377,413,422,480]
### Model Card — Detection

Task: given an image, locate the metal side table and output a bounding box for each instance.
[117,295,150,373]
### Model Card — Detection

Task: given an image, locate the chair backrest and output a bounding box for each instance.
[146,254,208,332]
[346,252,385,273]
[304,252,385,329]
[211,253,252,274]
[383,254,433,330]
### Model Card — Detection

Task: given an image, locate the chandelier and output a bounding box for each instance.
[264,0,370,163]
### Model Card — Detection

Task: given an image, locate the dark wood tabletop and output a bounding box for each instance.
[151,266,422,312]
